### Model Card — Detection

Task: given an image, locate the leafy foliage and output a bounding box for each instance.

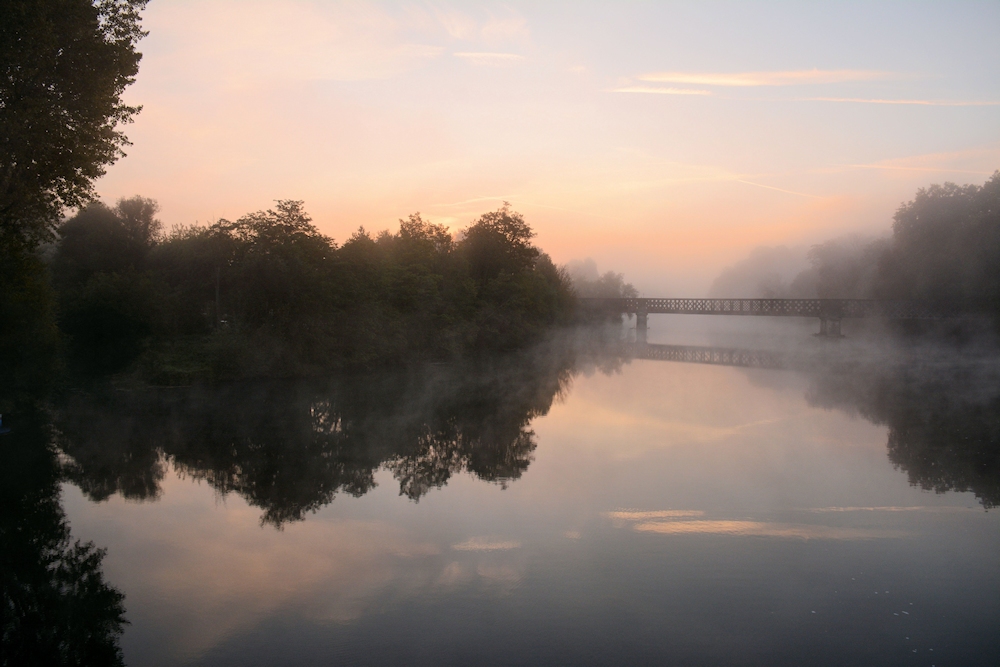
[51,197,161,374]
[49,200,576,379]
[0,1,148,393]
[876,171,1000,311]
[0,0,147,250]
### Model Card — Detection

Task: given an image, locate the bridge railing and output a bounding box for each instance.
[630,343,784,369]
[579,297,959,320]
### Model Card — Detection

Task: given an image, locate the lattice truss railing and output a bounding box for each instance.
[628,343,784,369]
[582,298,956,319]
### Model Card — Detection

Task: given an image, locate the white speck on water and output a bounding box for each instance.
[811,611,816,614]
[894,613,899,616]
[902,611,909,615]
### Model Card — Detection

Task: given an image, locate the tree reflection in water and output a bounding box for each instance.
[6,332,999,664]
[0,406,127,667]
[49,334,1000,532]
[803,347,1000,508]
[53,335,618,526]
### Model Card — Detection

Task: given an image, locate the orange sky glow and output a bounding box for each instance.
[95,1,1000,293]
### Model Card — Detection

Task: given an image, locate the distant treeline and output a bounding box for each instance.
[711,171,1000,313]
[44,201,588,382]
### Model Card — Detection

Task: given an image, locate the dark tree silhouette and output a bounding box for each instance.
[46,199,576,379]
[1,0,147,395]
[875,172,1000,313]
[0,0,147,250]
[0,407,128,666]
[805,353,1000,508]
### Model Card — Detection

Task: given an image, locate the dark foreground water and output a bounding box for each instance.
[3,324,1000,666]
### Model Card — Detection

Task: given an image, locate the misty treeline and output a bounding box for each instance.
[711,172,1000,312]
[565,258,639,299]
[44,199,589,380]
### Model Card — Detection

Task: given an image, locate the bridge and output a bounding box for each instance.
[580,297,958,338]
[627,342,784,369]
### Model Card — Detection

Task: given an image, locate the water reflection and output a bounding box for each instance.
[804,348,1000,508]
[7,331,1000,665]
[0,407,127,667]
[47,335,1000,530]
[53,336,618,526]
[629,341,1000,509]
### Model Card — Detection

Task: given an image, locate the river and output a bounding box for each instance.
[4,322,999,665]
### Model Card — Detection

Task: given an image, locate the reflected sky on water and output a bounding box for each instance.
[32,327,1000,665]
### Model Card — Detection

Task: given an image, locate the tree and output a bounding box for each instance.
[459,203,540,283]
[874,172,1000,311]
[52,196,161,289]
[50,197,161,375]
[0,0,148,250]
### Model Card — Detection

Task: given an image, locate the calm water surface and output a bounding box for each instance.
[11,325,1000,665]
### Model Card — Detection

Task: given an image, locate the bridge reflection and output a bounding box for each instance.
[624,342,784,369]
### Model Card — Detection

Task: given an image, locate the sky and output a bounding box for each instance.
[95,1,1000,294]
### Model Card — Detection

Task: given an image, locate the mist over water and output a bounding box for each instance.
[2,323,996,666]
[5,2,1000,664]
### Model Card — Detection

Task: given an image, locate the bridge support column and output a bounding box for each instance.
[636,311,648,342]
[816,317,843,338]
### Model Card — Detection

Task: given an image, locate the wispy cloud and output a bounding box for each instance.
[736,180,822,199]
[434,8,528,42]
[604,510,705,520]
[454,51,524,65]
[480,15,529,42]
[613,86,711,95]
[821,146,1000,177]
[804,505,972,513]
[637,69,888,87]
[157,3,446,84]
[842,164,994,175]
[452,537,521,551]
[802,97,1000,106]
[605,509,907,540]
[633,520,906,540]
[434,195,513,207]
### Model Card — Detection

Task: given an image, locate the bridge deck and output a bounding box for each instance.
[581,297,953,320]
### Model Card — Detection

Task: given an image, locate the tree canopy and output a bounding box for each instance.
[47,200,576,379]
[0,0,147,250]
[708,172,1000,313]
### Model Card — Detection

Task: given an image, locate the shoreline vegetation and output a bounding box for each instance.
[2,170,999,398]
[38,200,635,388]
[711,172,1000,311]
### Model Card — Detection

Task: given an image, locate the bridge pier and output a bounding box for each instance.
[636,310,648,342]
[816,317,843,338]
